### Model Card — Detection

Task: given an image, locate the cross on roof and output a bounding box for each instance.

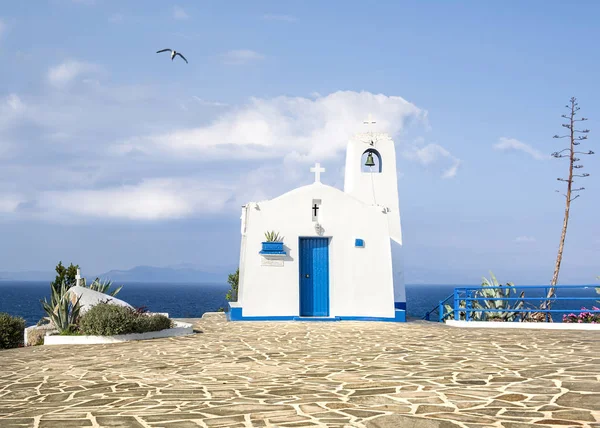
[310,162,325,183]
[363,113,376,130]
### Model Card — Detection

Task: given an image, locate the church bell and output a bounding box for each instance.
[364,152,376,167]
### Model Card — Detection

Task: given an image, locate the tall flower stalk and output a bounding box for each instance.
[539,98,593,321]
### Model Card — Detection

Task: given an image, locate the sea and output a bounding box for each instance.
[0,282,598,326]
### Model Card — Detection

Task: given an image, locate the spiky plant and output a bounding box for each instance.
[83,277,123,297]
[444,272,525,322]
[264,231,283,242]
[41,280,82,333]
[477,272,525,321]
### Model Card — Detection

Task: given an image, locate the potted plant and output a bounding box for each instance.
[261,231,285,254]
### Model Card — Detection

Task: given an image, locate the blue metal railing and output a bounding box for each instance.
[422,292,455,322]
[423,285,600,322]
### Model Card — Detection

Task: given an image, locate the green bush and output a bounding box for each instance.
[0,313,25,349]
[79,304,172,336]
[80,304,135,335]
[132,314,172,333]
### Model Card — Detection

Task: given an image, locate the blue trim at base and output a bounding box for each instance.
[339,309,406,323]
[227,303,406,322]
[394,302,407,310]
[293,316,340,322]
[227,306,295,321]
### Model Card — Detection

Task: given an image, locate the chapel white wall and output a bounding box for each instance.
[344,132,405,305]
[391,241,406,304]
[343,134,402,245]
[238,184,396,318]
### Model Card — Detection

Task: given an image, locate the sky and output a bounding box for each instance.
[0,0,599,284]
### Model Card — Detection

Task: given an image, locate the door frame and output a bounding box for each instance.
[298,236,331,317]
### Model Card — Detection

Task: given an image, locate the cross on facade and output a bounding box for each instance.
[363,113,376,130]
[75,268,81,287]
[310,162,325,183]
[312,204,319,217]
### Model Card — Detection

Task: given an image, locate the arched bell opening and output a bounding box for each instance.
[361,148,382,173]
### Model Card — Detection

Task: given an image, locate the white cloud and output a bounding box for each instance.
[515,236,536,243]
[192,96,229,107]
[493,137,549,160]
[442,160,461,179]
[1,88,434,222]
[0,194,22,213]
[0,94,26,131]
[402,143,461,179]
[173,6,189,20]
[406,144,450,165]
[3,94,25,113]
[39,179,233,220]
[116,91,425,162]
[220,49,264,65]
[47,60,99,87]
[262,14,296,22]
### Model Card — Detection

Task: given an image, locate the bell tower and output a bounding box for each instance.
[343,115,405,309]
[344,116,402,244]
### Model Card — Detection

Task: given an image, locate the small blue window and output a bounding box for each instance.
[355,239,365,247]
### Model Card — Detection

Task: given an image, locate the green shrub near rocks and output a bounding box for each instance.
[0,313,26,349]
[79,304,172,336]
[80,304,134,335]
[132,313,172,333]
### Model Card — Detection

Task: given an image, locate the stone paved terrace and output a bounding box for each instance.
[1,313,599,428]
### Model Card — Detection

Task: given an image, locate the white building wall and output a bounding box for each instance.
[391,241,406,305]
[343,133,402,245]
[238,183,395,318]
[344,133,405,305]
[237,205,249,303]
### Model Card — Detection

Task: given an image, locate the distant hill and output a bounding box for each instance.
[0,265,234,283]
[96,265,230,283]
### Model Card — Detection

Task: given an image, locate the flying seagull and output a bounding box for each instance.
[156,49,188,63]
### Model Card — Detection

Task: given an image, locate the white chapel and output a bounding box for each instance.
[228,118,406,322]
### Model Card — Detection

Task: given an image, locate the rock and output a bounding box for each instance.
[555,392,600,411]
[415,405,457,414]
[67,286,133,314]
[534,419,582,426]
[495,393,528,402]
[561,381,600,393]
[367,414,462,428]
[24,324,56,346]
[552,409,596,422]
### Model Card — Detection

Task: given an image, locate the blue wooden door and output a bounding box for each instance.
[299,238,329,316]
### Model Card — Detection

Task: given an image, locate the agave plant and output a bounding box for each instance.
[40,280,82,333]
[443,300,466,321]
[476,272,525,321]
[264,231,283,242]
[82,277,123,297]
[444,272,525,322]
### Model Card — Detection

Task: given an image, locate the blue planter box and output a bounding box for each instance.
[260,241,285,254]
